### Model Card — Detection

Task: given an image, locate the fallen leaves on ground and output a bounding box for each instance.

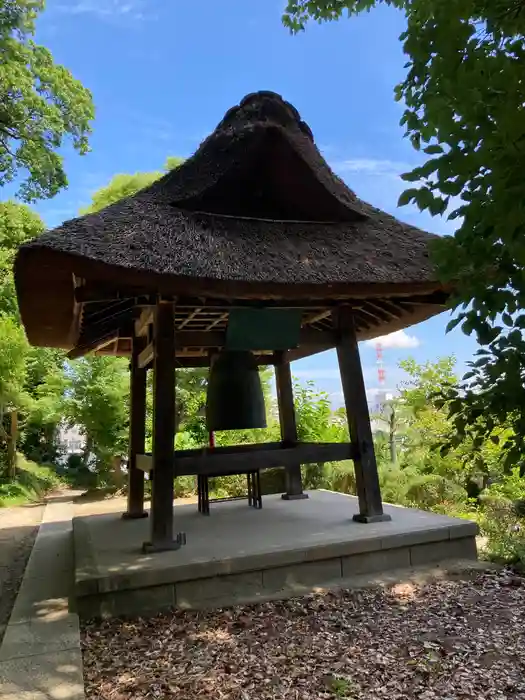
[81,569,525,699]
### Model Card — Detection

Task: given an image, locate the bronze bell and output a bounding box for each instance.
[206,350,267,431]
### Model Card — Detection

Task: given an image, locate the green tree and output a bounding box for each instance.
[80,157,184,214]
[21,346,67,464]
[390,357,507,507]
[283,1,525,468]
[1,1,94,201]
[0,201,64,474]
[0,200,44,316]
[293,380,348,488]
[0,313,29,475]
[66,356,130,478]
[81,173,160,215]
[70,157,189,481]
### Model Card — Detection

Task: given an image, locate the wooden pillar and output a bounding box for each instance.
[143,300,180,552]
[275,351,308,500]
[333,306,391,523]
[122,336,148,519]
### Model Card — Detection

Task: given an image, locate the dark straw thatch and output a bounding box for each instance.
[15,91,448,351]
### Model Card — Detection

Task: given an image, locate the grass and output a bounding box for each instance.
[0,454,63,507]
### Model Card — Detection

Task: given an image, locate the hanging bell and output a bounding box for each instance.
[206,351,267,431]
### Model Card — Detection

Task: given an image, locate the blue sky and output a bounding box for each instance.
[29,0,477,405]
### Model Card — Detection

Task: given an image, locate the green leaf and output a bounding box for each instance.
[446,316,463,333]
[398,188,419,207]
[424,144,444,155]
[0,2,94,200]
[400,170,421,183]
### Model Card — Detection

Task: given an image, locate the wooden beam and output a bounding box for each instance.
[286,344,333,363]
[179,307,202,328]
[75,284,153,304]
[137,342,154,369]
[173,328,335,349]
[333,306,391,523]
[122,336,148,520]
[135,442,355,476]
[135,308,154,338]
[176,297,339,310]
[361,300,393,324]
[302,309,331,326]
[67,329,118,359]
[206,311,228,330]
[355,305,382,326]
[275,351,306,499]
[143,301,178,553]
[173,353,276,368]
[377,299,404,319]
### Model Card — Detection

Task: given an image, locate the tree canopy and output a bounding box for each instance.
[0,200,44,316]
[0,0,94,201]
[283,0,525,467]
[80,156,184,214]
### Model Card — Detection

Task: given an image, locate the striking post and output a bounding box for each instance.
[122,334,148,520]
[143,300,180,552]
[333,306,391,523]
[275,350,307,500]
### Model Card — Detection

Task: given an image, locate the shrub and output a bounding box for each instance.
[405,473,467,510]
[0,455,63,506]
[478,495,525,566]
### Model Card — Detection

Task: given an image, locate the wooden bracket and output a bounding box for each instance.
[135,308,154,338]
[137,342,154,369]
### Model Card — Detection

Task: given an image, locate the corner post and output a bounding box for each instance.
[332,306,391,523]
[122,334,148,520]
[275,351,307,500]
[143,299,179,552]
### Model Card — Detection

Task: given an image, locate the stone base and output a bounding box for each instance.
[281,493,309,501]
[142,531,186,554]
[142,540,183,554]
[121,511,148,520]
[353,513,393,524]
[73,491,478,619]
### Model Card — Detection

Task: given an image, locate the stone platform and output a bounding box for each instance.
[73,490,478,619]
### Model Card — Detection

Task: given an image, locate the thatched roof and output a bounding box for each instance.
[15,91,448,353]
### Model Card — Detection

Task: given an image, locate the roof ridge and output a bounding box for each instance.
[216,91,314,141]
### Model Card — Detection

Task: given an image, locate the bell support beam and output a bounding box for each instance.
[122,334,148,520]
[275,351,307,500]
[137,328,335,369]
[143,300,180,553]
[333,305,391,523]
[135,442,355,476]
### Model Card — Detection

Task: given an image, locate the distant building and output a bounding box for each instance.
[370,389,394,435]
[374,389,394,414]
[58,424,84,455]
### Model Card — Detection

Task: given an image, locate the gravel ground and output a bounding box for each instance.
[0,503,44,644]
[82,569,525,700]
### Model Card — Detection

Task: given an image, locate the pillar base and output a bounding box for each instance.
[281,493,309,501]
[121,511,148,520]
[142,531,186,554]
[353,513,392,524]
[142,539,182,554]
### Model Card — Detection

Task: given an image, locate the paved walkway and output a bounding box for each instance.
[0,503,45,643]
[0,494,84,699]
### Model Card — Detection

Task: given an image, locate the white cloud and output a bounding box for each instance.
[366,330,420,350]
[53,0,148,21]
[333,158,413,179]
[292,369,342,380]
[331,154,462,237]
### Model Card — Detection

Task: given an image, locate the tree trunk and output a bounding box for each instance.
[389,410,397,464]
[7,410,17,479]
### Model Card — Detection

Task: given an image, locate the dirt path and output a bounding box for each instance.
[0,502,45,644]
